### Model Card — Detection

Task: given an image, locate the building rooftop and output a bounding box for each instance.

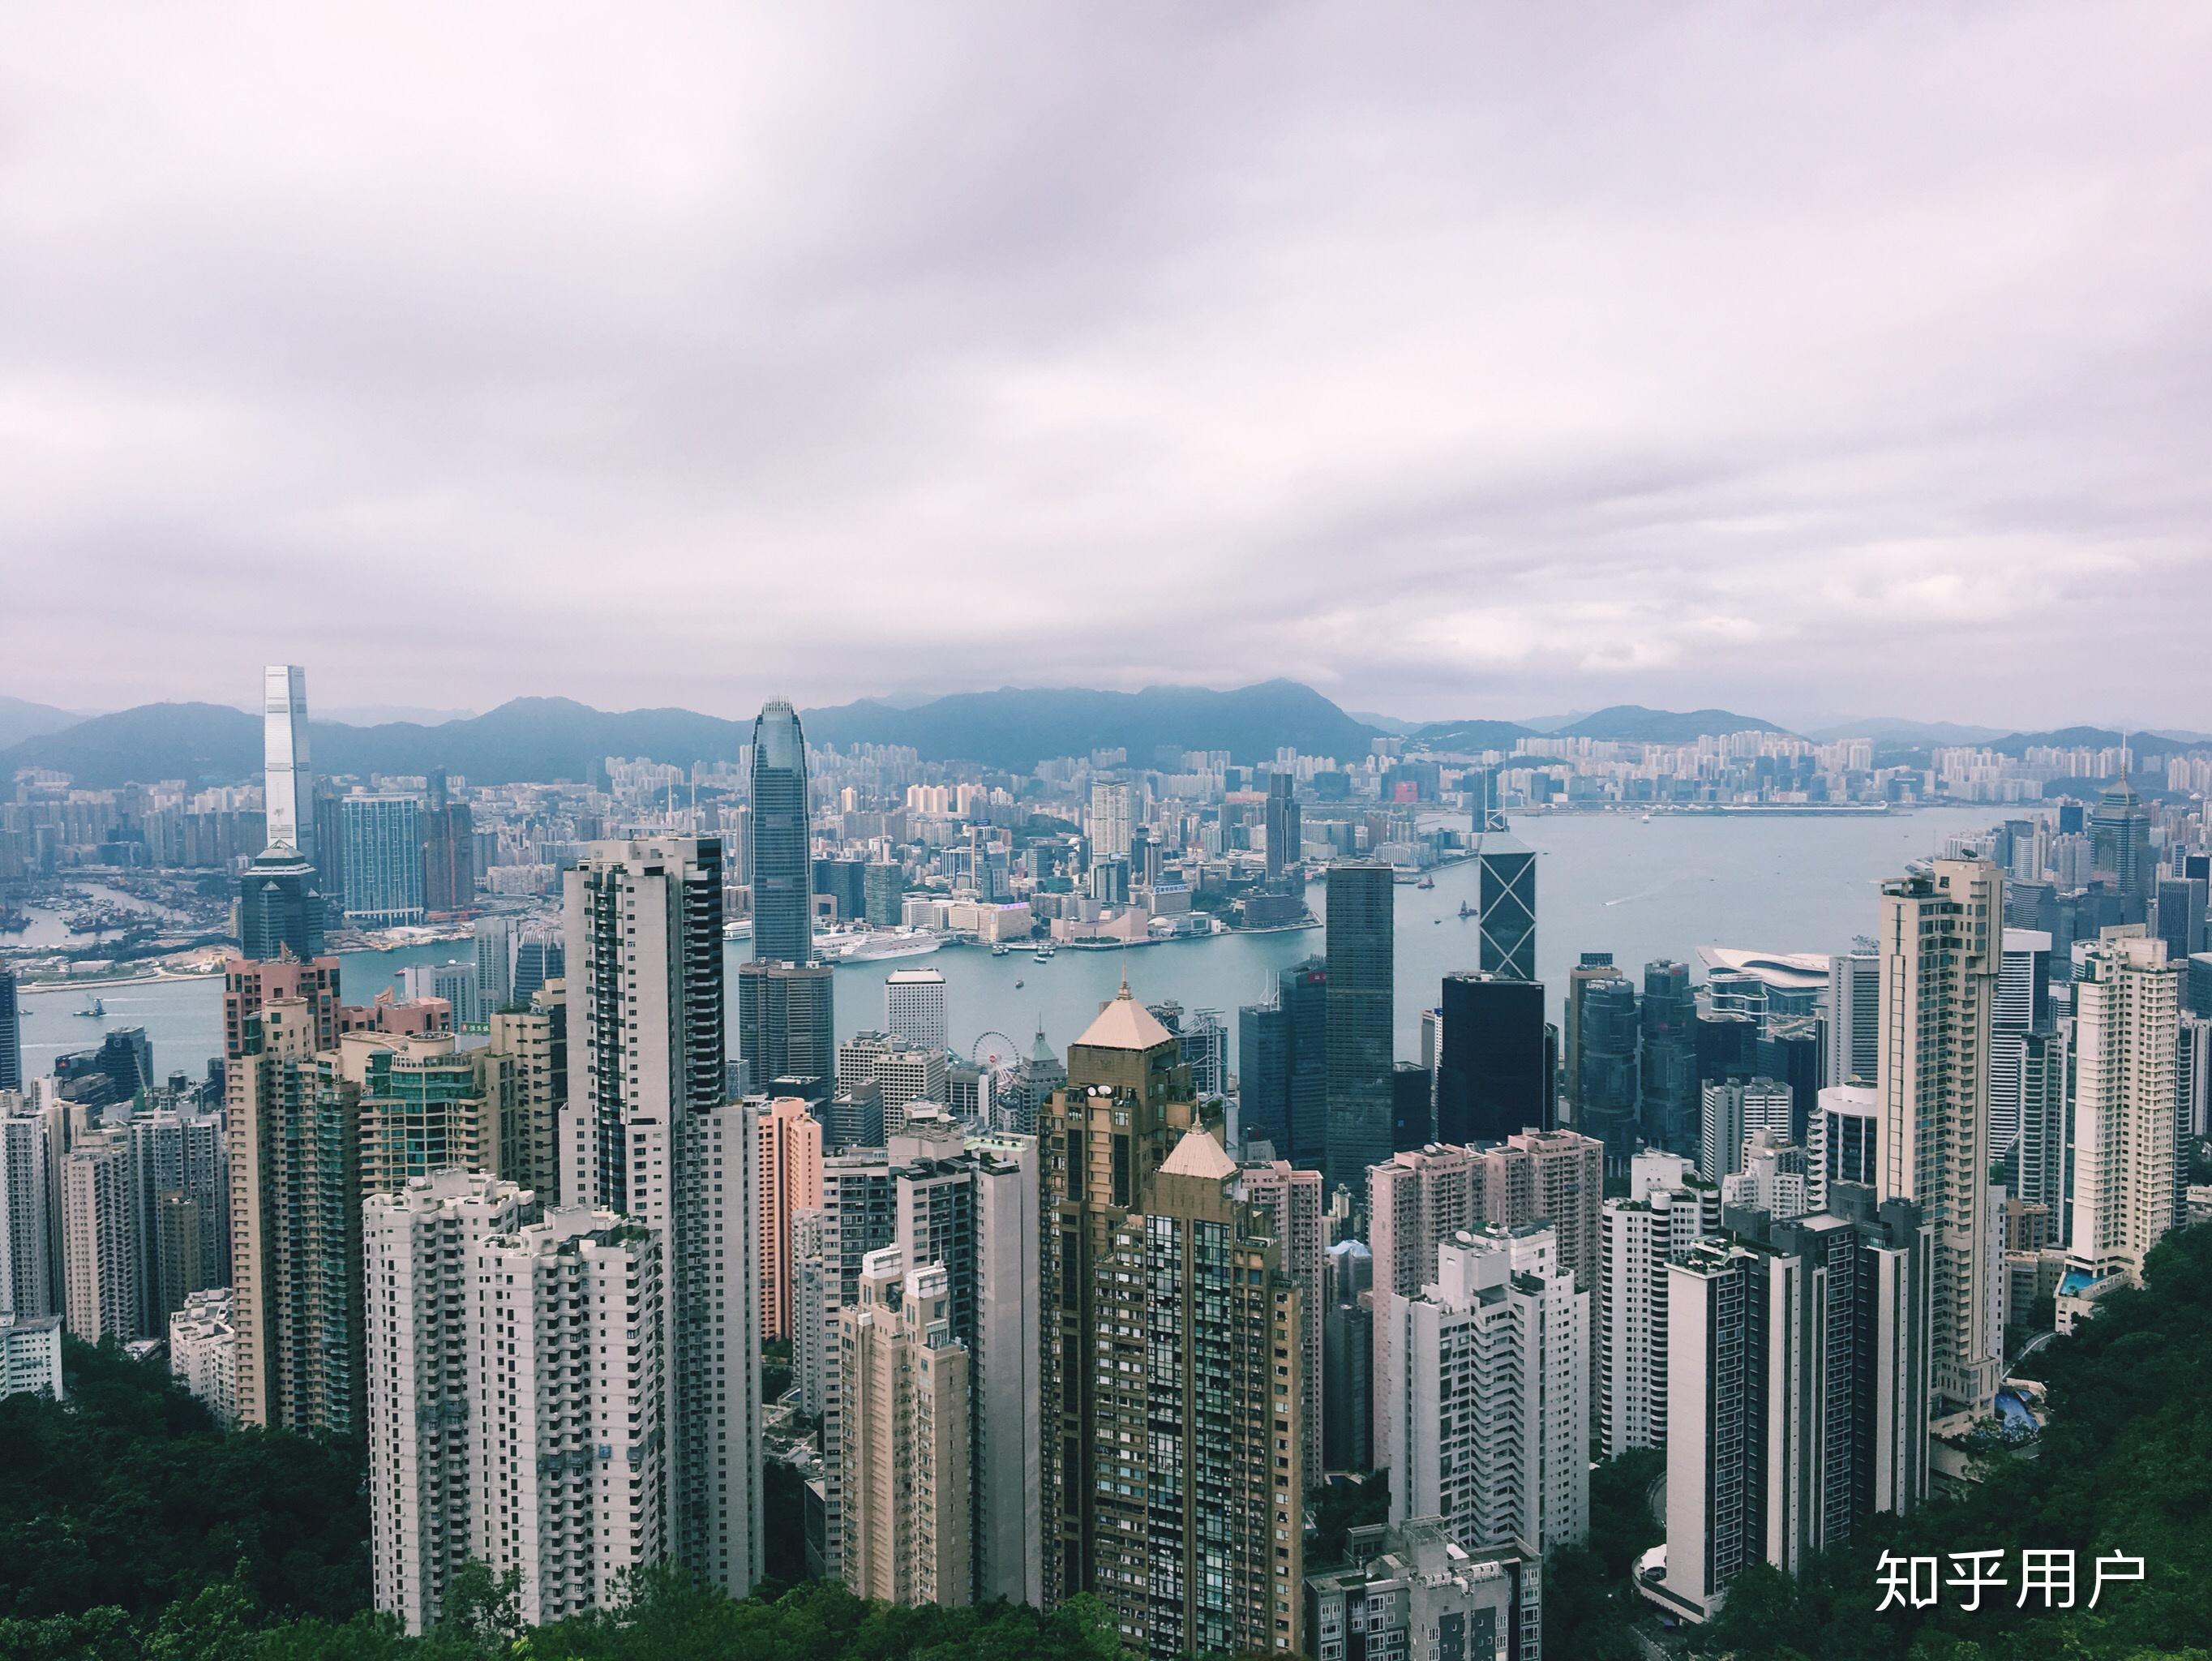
[1696,946,1833,989]
[1073,982,1175,1052]
[1160,1125,1237,1181]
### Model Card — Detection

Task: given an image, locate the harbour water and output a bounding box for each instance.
[13,807,1995,1084]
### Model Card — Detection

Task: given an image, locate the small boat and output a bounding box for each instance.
[75,998,107,1019]
[991,942,1011,957]
[1640,813,1653,824]
[1014,978,1025,989]
[1031,950,1052,964]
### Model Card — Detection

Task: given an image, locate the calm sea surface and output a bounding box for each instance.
[14,808,1995,1082]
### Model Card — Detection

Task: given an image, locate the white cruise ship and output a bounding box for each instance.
[815,925,947,963]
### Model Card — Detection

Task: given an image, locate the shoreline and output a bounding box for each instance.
[17,967,225,994]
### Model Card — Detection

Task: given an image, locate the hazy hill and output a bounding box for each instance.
[1557,704,1789,741]
[0,694,84,750]
[802,679,1379,770]
[0,702,260,785]
[314,697,749,783]
[1405,719,1538,753]
[1805,716,2012,745]
[1987,726,2201,762]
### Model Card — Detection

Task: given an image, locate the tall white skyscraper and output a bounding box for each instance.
[1368,1142,1479,1477]
[1382,1224,1588,1559]
[1598,1152,1721,1457]
[1089,779,1134,862]
[365,1172,676,1633]
[791,1207,829,1414]
[1826,942,1882,1087]
[1,1095,62,1320]
[1988,928,2053,1164]
[559,838,760,1600]
[62,1128,137,1344]
[1876,858,2003,1413]
[1366,1132,1604,1474]
[1652,1192,1931,1625]
[838,1247,971,1607]
[1235,1157,1327,1487]
[1699,1077,1793,1181]
[1811,1082,1878,1211]
[812,1151,896,1571]
[817,1109,1042,1607]
[884,968,949,1054]
[2067,930,2180,1288]
[263,663,314,860]
[2012,1026,2072,1225]
[474,915,513,1011]
[128,1105,228,1333]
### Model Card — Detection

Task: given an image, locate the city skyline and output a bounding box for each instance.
[6,7,2211,724]
[6,10,2212,1654]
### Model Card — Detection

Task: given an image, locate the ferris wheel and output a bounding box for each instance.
[968,1029,1022,1071]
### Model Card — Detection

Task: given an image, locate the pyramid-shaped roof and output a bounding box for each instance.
[1073,984,1174,1053]
[1158,1125,1237,1181]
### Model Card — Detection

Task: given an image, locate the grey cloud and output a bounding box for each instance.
[2,2,2209,730]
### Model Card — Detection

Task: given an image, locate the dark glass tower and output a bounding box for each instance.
[1434,972,1550,1144]
[1323,864,1394,1199]
[1473,819,1537,981]
[737,960,835,1090]
[238,844,326,962]
[2154,875,2207,967]
[2090,773,2152,924]
[1639,959,1699,1154]
[1263,772,1301,886]
[1236,955,1327,1163]
[1695,1008,1757,1088]
[0,965,19,1092]
[749,699,815,965]
[1756,1015,1824,1147]
[511,935,566,1002]
[1575,973,1640,1167]
[1391,1062,1434,1150]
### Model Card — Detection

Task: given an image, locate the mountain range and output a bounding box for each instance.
[0,684,2198,788]
[0,680,1378,786]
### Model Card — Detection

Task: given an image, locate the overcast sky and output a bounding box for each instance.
[5,4,2210,730]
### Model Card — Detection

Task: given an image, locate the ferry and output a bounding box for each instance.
[1031,943,1056,963]
[991,942,1011,957]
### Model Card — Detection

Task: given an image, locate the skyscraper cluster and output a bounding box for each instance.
[7,658,2212,1657]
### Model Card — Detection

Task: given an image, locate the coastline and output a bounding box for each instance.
[16,966,224,994]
